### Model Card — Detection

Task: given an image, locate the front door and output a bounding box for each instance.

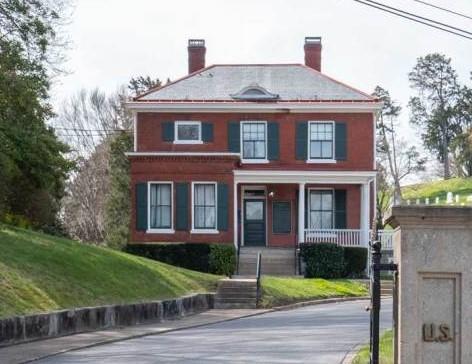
[243,199,266,246]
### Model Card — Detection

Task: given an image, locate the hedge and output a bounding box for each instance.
[124,243,236,276]
[300,243,368,279]
[344,247,368,278]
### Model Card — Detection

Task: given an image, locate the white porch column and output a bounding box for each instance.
[360,182,370,247]
[233,181,238,250]
[298,183,306,244]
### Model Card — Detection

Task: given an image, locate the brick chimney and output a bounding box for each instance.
[188,39,206,74]
[304,37,322,72]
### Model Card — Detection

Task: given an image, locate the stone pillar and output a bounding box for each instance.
[360,182,370,246]
[298,183,305,244]
[387,206,472,364]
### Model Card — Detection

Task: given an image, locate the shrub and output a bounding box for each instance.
[125,243,235,275]
[300,243,345,278]
[344,247,368,278]
[209,245,236,276]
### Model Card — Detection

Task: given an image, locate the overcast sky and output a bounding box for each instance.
[52,0,471,174]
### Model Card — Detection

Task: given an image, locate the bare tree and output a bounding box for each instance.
[54,87,132,242]
[374,86,426,205]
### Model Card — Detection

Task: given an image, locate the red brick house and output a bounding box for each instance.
[126,38,382,263]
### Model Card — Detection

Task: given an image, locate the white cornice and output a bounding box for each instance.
[125,101,382,113]
[126,152,240,157]
[234,170,377,184]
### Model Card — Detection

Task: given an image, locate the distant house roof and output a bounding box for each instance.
[135,64,375,102]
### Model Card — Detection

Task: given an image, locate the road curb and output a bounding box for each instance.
[23,295,371,363]
[341,342,365,364]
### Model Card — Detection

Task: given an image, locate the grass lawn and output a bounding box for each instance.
[352,330,393,364]
[402,177,472,205]
[260,276,368,308]
[0,225,220,319]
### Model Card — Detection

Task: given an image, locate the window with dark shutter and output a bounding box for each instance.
[162,122,174,142]
[175,183,189,231]
[267,122,279,160]
[334,189,347,229]
[135,183,148,231]
[202,122,214,142]
[273,202,291,233]
[335,122,347,161]
[295,122,308,160]
[228,122,240,152]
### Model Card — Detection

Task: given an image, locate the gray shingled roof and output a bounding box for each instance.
[136,64,373,101]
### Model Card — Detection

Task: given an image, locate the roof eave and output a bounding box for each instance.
[125,100,383,113]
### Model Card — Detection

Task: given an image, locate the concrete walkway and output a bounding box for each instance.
[0,309,268,364]
[33,299,392,364]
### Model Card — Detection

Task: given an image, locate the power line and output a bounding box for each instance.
[52,127,132,132]
[413,0,472,21]
[362,0,472,35]
[352,0,472,40]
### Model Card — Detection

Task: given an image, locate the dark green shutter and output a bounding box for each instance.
[334,189,347,229]
[136,183,148,231]
[202,122,213,142]
[175,183,189,230]
[227,122,240,152]
[335,122,347,161]
[162,122,174,141]
[295,122,308,160]
[217,183,228,231]
[267,122,279,160]
[273,202,291,233]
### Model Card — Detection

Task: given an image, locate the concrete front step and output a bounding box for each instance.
[215,278,258,309]
[238,247,296,275]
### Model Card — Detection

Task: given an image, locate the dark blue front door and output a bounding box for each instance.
[244,199,266,246]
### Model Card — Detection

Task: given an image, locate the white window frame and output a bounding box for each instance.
[147,181,174,234]
[191,181,219,234]
[307,121,336,164]
[174,121,203,144]
[307,187,335,229]
[240,121,269,164]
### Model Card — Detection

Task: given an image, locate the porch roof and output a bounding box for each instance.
[233,170,376,184]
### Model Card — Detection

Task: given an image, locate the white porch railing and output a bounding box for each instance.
[303,229,395,250]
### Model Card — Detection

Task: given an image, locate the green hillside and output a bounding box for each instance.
[0,225,219,319]
[402,177,472,205]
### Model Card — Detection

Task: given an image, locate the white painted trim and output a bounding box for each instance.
[126,152,240,157]
[133,112,137,152]
[307,121,335,162]
[306,159,336,164]
[234,170,377,184]
[298,183,305,244]
[240,121,268,162]
[147,229,175,234]
[174,121,202,144]
[147,181,174,232]
[190,229,219,234]
[191,181,218,231]
[125,101,383,113]
[241,159,269,164]
[233,181,238,250]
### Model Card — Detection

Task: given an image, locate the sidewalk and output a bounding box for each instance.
[0,308,269,364]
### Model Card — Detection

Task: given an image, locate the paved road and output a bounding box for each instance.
[38,299,392,364]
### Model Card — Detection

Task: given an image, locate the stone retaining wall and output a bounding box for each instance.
[0,293,214,346]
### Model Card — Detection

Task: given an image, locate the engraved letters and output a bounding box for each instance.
[423,323,453,342]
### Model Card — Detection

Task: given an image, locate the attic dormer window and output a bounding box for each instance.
[231,85,279,101]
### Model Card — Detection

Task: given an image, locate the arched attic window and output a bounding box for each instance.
[231,84,279,100]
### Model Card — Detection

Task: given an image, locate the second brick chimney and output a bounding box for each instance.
[304,37,322,72]
[188,39,206,74]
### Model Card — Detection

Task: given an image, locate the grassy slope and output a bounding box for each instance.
[260,276,368,308]
[0,225,220,319]
[352,330,393,364]
[402,177,472,205]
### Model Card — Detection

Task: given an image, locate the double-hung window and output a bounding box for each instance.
[309,122,334,161]
[241,122,267,161]
[192,183,217,232]
[149,183,173,231]
[174,121,202,144]
[308,190,333,229]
